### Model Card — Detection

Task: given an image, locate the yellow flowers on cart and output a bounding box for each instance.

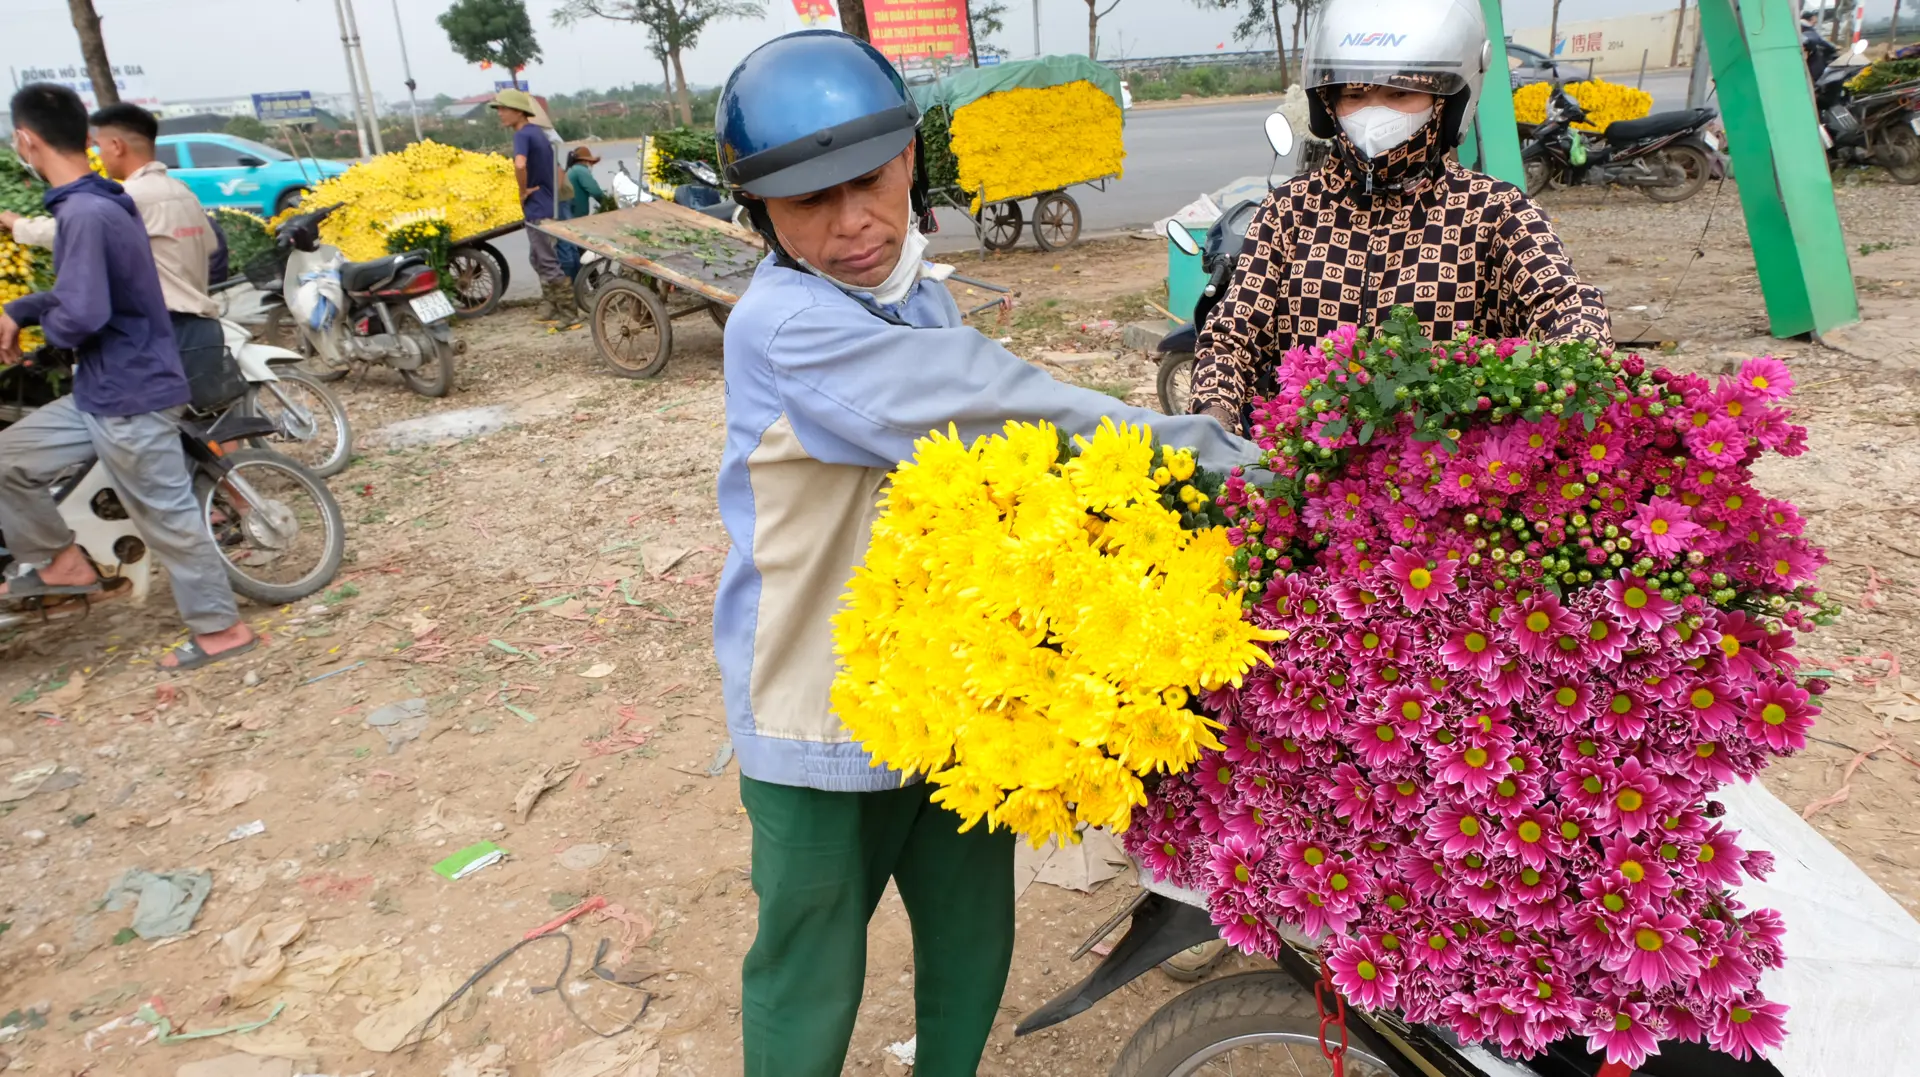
[1512,79,1654,133]
[831,419,1276,847]
[949,80,1126,213]
[271,140,520,261]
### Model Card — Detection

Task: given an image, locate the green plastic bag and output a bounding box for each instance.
[1569,130,1588,168]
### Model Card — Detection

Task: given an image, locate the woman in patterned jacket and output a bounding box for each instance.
[1191,0,1612,432]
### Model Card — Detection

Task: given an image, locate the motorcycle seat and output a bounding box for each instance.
[1605,109,1714,145]
[339,254,409,293]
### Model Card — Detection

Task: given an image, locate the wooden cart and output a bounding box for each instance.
[529,201,763,379]
[937,175,1116,254]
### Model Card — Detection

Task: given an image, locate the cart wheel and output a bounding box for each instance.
[975,201,1023,250]
[591,278,674,379]
[477,240,512,294]
[707,302,731,331]
[446,245,504,317]
[1032,191,1082,251]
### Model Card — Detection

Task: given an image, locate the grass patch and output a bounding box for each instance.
[1130,65,1291,102]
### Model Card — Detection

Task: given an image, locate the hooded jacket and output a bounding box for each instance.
[3,173,189,417]
[1190,119,1611,431]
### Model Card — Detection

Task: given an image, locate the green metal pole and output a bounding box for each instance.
[1695,0,1858,336]
[1464,0,1527,187]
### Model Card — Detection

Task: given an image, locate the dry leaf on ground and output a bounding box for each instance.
[513,761,579,823]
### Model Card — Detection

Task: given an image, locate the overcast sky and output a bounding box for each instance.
[2,0,1904,106]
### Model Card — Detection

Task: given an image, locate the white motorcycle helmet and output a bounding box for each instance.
[1302,0,1492,150]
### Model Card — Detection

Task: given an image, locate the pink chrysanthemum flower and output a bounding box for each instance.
[1707,994,1788,1061]
[1508,591,1576,660]
[1211,893,1279,956]
[1326,936,1399,1010]
[1742,680,1815,753]
[1383,546,1456,614]
[1580,613,1632,665]
[1483,657,1532,706]
[1578,431,1627,471]
[1681,676,1739,735]
[1627,498,1703,559]
[1585,1001,1663,1069]
[1601,756,1664,836]
[1756,539,1822,589]
[1329,580,1389,621]
[1207,834,1267,895]
[1495,806,1563,870]
[1411,925,1468,972]
[1593,687,1650,741]
[1603,573,1680,632]
[1686,416,1747,469]
[1691,824,1747,889]
[1601,835,1676,898]
[1696,934,1762,1001]
[1606,911,1702,991]
[1738,356,1794,401]
[1433,738,1509,798]
[1538,675,1594,732]
[1438,621,1506,678]
[1426,808,1493,857]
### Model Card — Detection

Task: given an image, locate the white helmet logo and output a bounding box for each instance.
[1340,32,1409,47]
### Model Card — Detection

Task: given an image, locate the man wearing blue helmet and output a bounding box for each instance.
[711,29,1260,1077]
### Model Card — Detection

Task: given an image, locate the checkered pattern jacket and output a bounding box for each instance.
[1190,121,1612,431]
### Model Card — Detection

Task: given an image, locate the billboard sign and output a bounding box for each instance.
[15,62,160,112]
[865,0,971,65]
[791,0,838,24]
[252,91,317,125]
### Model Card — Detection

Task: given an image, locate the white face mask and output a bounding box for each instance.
[787,212,939,307]
[12,132,43,184]
[1338,104,1435,160]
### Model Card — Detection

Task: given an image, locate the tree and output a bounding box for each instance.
[225,116,271,141]
[839,0,869,40]
[971,0,1010,56]
[1194,0,1295,87]
[67,0,118,107]
[1085,0,1121,58]
[554,0,765,125]
[438,0,543,89]
[1547,0,1563,65]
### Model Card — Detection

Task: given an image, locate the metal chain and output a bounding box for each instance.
[1314,959,1350,1077]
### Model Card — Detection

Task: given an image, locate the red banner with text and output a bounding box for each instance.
[866,0,971,65]
[790,0,837,24]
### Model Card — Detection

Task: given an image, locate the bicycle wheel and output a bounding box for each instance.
[197,448,346,606]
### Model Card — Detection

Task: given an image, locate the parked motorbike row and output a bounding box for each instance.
[0,200,464,633]
[1809,38,1920,184]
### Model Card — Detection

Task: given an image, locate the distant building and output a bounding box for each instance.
[155,91,386,123]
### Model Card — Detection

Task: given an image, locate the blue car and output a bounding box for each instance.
[155,134,350,216]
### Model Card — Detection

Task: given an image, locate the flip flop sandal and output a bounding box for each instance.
[2,567,103,603]
[164,634,261,671]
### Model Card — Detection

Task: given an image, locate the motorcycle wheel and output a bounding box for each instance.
[246,368,354,478]
[1877,120,1920,185]
[1524,157,1554,198]
[393,307,457,398]
[1157,354,1194,417]
[1642,144,1712,204]
[260,305,347,384]
[196,448,346,606]
[1110,972,1399,1077]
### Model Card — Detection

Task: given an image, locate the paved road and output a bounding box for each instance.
[493,75,1707,298]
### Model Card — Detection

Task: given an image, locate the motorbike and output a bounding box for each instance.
[1810,38,1920,184]
[0,346,348,629]
[260,203,458,398]
[669,159,749,227]
[209,279,354,478]
[1520,85,1720,203]
[1153,113,1299,417]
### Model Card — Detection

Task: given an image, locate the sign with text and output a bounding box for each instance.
[252,91,316,125]
[16,62,160,112]
[865,0,971,65]
[790,0,837,24]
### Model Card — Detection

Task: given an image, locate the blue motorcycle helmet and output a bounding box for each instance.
[716,30,933,253]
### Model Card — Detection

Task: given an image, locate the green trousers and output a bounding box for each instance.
[739,776,1016,1077]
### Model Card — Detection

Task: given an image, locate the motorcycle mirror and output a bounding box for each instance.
[1264,114,1296,159]
[1164,219,1201,257]
[687,161,721,185]
[1851,39,1870,57]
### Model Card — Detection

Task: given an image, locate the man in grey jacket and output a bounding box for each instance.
[711,30,1258,1077]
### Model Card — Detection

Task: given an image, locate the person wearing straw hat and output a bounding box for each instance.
[490,88,571,322]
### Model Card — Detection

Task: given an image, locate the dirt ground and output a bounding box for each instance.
[2,173,1919,1077]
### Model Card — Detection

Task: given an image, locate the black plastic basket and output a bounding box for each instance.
[241,247,291,291]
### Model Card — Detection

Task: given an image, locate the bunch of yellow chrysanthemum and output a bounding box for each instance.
[831,419,1276,846]
[948,80,1126,213]
[272,140,520,260]
[1512,79,1654,133]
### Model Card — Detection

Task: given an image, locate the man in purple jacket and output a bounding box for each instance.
[0,83,255,670]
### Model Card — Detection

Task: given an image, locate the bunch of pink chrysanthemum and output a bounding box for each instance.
[1125,318,1826,1068]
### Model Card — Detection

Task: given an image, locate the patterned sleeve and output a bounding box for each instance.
[1190,191,1290,431]
[1486,188,1614,348]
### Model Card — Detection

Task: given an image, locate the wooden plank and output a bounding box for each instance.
[530,201,764,307]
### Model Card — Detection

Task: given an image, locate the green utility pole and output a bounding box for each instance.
[1462,0,1526,186]
[1694,0,1859,337]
